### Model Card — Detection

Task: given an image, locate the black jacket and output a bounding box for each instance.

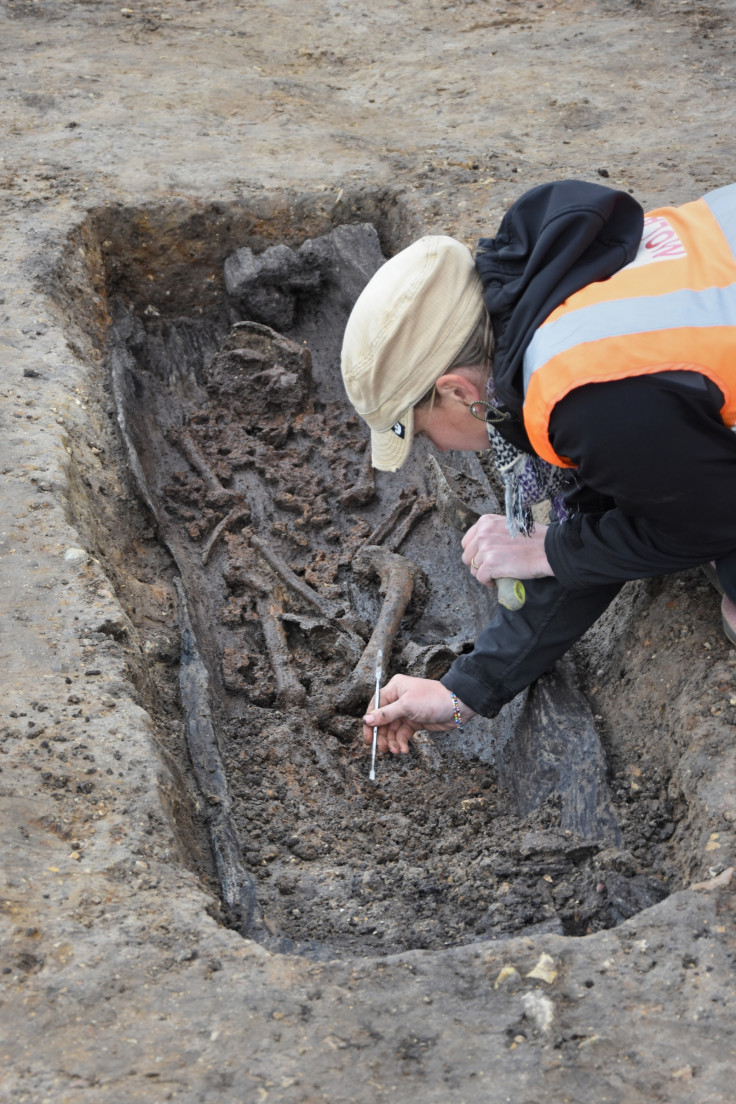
[440,181,736,717]
[475,180,736,591]
[477,179,643,418]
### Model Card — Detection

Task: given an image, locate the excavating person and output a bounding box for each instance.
[340,179,736,758]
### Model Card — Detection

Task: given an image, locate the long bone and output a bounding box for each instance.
[250,533,344,621]
[173,426,237,506]
[254,593,308,709]
[243,555,364,711]
[231,563,309,709]
[250,533,366,658]
[336,546,425,714]
[360,489,433,553]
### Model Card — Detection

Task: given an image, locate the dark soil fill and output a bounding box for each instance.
[105,221,678,957]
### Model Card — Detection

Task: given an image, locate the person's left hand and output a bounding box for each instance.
[363,675,475,755]
[461,513,553,585]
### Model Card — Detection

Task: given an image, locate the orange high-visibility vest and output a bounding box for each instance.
[522,183,736,467]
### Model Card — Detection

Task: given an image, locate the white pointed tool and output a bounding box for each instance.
[369,648,383,782]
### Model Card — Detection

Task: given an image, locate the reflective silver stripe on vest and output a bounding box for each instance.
[709,183,736,431]
[523,184,736,396]
[704,182,736,262]
[523,284,736,393]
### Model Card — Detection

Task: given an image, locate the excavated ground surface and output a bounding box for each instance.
[4,1,736,1101]
[101,227,677,956]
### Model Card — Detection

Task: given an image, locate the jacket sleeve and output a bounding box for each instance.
[544,372,736,588]
[440,575,622,717]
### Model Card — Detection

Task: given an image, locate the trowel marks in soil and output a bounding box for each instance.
[109,223,673,956]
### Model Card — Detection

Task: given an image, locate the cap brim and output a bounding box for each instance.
[370,405,415,472]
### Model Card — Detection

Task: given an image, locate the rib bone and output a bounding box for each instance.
[173,427,237,505]
[385,495,434,552]
[362,488,417,548]
[201,506,251,565]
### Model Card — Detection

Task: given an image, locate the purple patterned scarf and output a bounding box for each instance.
[485,377,569,535]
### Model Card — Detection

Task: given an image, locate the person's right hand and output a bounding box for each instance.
[362,674,475,755]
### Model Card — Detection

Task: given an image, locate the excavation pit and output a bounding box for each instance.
[52,192,736,960]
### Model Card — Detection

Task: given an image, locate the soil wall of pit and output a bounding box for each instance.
[45,184,428,888]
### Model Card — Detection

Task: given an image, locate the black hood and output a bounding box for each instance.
[476,179,644,416]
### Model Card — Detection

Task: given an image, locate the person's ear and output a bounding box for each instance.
[434,372,482,405]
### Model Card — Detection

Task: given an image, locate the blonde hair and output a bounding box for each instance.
[415,309,493,411]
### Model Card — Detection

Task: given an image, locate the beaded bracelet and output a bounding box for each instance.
[449,692,464,733]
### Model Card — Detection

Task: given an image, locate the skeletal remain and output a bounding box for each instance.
[336,546,425,713]
[201,506,251,565]
[411,730,443,773]
[691,867,734,892]
[362,488,418,547]
[249,536,367,672]
[255,594,307,708]
[231,566,307,708]
[250,534,345,621]
[173,426,237,505]
[339,444,377,507]
[385,495,434,552]
[400,641,461,680]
